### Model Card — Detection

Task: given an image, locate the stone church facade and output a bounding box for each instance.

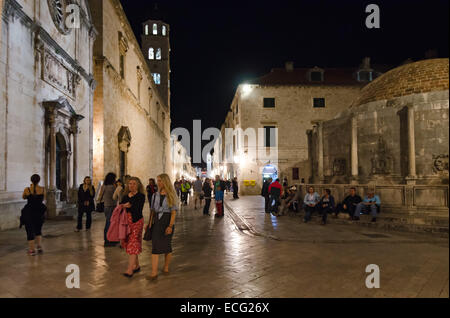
[89,0,172,188]
[0,0,96,230]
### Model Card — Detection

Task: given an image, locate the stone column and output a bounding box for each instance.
[71,115,84,189]
[351,116,359,184]
[406,105,417,185]
[316,121,325,184]
[70,115,84,203]
[306,129,313,183]
[45,106,59,218]
[48,110,57,191]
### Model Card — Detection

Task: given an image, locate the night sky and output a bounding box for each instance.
[120,0,449,166]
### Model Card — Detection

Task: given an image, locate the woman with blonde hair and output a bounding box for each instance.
[147,173,178,280]
[120,177,146,277]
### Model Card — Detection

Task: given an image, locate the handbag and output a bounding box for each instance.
[143,195,157,241]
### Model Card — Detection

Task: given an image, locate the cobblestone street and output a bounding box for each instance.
[0,195,448,298]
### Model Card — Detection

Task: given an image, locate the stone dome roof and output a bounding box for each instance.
[352,58,449,107]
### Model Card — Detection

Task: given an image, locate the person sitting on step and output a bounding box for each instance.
[353,190,381,222]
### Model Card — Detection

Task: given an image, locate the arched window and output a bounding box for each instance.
[153,23,158,35]
[145,25,149,35]
[148,48,154,60]
[156,48,162,60]
[152,73,161,85]
[162,25,167,36]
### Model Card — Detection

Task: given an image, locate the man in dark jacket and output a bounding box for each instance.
[232,178,239,199]
[261,178,272,213]
[337,187,362,219]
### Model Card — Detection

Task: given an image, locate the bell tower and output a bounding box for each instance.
[141,18,171,109]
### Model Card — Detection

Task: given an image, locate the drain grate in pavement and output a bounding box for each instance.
[362,233,390,239]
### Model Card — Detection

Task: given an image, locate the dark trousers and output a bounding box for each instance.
[337,203,357,218]
[233,188,239,199]
[77,208,92,230]
[320,207,333,223]
[104,206,114,242]
[203,199,211,215]
[181,192,188,204]
[264,195,270,213]
[304,205,317,222]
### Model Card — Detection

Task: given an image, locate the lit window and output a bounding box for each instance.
[148,48,154,60]
[152,73,161,85]
[145,25,149,35]
[162,25,167,36]
[156,48,162,60]
[153,24,158,35]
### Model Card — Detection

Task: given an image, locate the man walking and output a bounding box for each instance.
[193,176,203,209]
[261,178,272,213]
[181,177,191,206]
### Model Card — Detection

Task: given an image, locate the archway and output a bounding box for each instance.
[56,132,69,202]
[262,164,278,184]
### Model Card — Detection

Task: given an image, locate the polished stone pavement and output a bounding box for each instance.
[0,195,448,298]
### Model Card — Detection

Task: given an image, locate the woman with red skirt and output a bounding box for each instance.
[120,177,146,278]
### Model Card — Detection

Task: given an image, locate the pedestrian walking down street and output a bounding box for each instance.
[180,177,190,206]
[232,177,239,199]
[120,177,146,278]
[214,175,226,217]
[147,174,178,281]
[146,178,158,211]
[21,174,47,256]
[97,173,118,247]
[76,177,96,232]
[174,179,181,198]
[261,178,272,213]
[193,176,203,209]
[202,178,213,216]
[113,179,124,205]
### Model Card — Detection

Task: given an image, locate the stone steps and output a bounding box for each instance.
[330,213,449,237]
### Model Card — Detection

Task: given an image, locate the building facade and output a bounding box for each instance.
[0,0,96,230]
[89,0,172,188]
[216,61,376,194]
[171,137,196,181]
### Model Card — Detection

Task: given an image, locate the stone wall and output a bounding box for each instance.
[91,0,172,187]
[0,0,95,230]
[316,90,449,185]
[294,183,449,216]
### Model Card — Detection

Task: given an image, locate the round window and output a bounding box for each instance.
[47,0,71,34]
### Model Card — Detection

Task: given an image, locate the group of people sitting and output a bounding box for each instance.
[261,178,381,225]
